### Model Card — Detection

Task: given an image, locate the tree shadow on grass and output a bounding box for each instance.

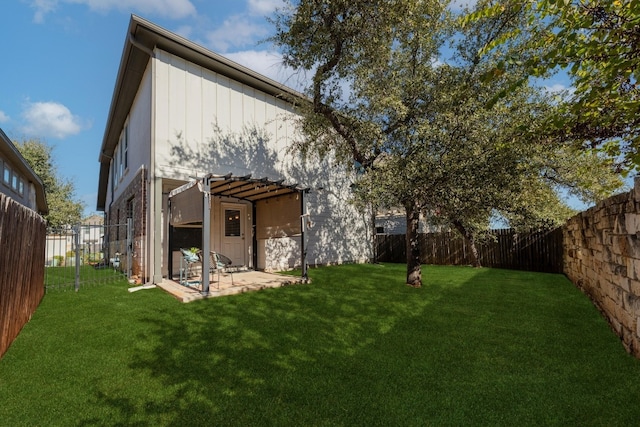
[81,264,447,425]
[80,265,640,425]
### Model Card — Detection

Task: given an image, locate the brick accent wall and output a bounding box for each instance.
[106,167,147,281]
[564,178,640,357]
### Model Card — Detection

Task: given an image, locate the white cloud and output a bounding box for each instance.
[225,50,306,90]
[30,0,58,23]
[545,83,570,93]
[205,15,270,52]
[0,111,9,123]
[248,0,285,16]
[29,0,196,22]
[21,101,86,139]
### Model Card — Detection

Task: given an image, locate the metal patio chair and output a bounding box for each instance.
[198,250,234,288]
[179,248,201,287]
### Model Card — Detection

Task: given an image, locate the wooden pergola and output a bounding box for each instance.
[169,173,310,294]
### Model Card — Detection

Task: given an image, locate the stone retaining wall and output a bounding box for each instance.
[563,177,640,357]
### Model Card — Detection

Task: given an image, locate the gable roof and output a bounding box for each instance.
[97,15,305,210]
[0,128,48,215]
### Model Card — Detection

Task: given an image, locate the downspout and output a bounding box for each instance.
[140,40,162,284]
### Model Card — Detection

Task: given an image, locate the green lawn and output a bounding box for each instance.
[1,264,639,426]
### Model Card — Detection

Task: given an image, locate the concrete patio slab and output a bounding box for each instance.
[155,271,308,303]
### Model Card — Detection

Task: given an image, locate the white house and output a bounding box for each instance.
[96,16,372,286]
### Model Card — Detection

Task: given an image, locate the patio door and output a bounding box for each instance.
[221,203,246,266]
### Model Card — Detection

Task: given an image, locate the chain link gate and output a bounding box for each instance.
[45,220,132,291]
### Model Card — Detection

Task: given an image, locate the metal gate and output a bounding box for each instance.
[44,220,132,291]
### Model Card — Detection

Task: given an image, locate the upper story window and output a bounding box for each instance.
[2,161,10,185]
[112,123,129,190]
[1,160,25,196]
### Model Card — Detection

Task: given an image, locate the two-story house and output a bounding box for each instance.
[96,16,372,286]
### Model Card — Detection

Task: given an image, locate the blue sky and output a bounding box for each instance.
[0,0,577,217]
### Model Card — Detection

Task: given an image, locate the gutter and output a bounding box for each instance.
[128,33,155,58]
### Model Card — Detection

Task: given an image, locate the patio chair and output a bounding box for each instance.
[179,248,201,286]
[198,251,234,288]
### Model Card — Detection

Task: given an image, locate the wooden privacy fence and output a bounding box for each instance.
[376,228,564,273]
[0,193,46,359]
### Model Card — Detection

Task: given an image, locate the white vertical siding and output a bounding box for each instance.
[106,63,152,208]
[216,75,231,130]
[185,61,203,151]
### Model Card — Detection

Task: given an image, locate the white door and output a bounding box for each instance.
[221,203,246,266]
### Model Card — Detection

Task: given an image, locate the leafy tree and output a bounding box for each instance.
[272,0,623,283]
[467,0,640,170]
[400,0,623,266]
[272,0,451,286]
[14,138,83,228]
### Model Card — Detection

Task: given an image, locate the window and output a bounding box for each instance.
[17,178,24,195]
[110,160,115,193]
[225,209,241,236]
[3,163,10,185]
[118,139,124,179]
[112,123,129,188]
[11,173,18,190]
[123,124,128,171]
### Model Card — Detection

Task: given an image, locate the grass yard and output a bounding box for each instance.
[1,264,639,426]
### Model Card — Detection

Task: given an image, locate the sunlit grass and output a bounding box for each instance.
[1,264,639,425]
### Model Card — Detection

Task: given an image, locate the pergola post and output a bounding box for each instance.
[301,190,308,282]
[201,176,211,295]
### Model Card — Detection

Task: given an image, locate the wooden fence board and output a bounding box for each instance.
[376,228,564,274]
[0,193,46,359]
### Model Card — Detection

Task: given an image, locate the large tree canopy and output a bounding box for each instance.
[15,138,83,228]
[272,0,623,284]
[467,0,640,169]
[273,0,450,286]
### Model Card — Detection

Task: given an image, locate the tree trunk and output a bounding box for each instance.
[405,199,422,287]
[452,220,482,268]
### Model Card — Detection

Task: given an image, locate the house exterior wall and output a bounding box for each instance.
[152,49,371,272]
[153,49,297,181]
[105,166,147,279]
[104,67,152,280]
[106,66,152,211]
[101,27,371,280]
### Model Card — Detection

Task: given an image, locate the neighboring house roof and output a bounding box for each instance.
[0,128,48,215]
[97,15,306,210]
[82,214,104,225]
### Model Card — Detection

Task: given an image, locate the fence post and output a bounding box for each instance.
[74,226,80,292]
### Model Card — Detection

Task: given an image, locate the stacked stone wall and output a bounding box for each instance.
[564,178,640,357]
